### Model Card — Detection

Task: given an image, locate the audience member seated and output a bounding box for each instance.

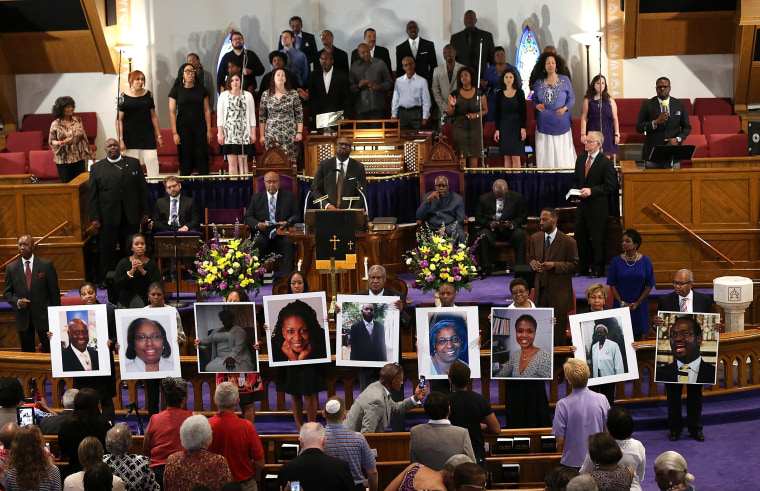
[39,388,78,435]
[244,171,300,274]
[344,363,426,434]
[113,234,161,308]
[58,388,111,480]
[151,176,201,233]
[104,423,160,491]
[416,175,465,243]
[584,432,633,490]
[475,178,527,276]
[552,358,609,469]
[83,462,116,491]
[447,361,500,469]
[654,451,696,491]
[0,378,25,428]
[207,382,265,489]
[277,422,355,491]
[63,436,126,490]
[385,454,473,491]
[323,396,378,491]
[545,466,581,491]
[409,391,475,470]
[452,462,487,491]
[163,415,233,491]
[2,425,60,491]
[0,422,19,485]
[581,407,646,491]
[566,474,599,491]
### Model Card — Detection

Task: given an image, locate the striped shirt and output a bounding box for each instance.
[324,424,377,485]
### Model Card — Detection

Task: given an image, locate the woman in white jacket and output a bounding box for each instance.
[217,73,256,176]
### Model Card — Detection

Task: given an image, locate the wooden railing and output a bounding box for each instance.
[3,328,759,413]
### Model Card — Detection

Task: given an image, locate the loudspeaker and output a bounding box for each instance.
[105,0,117,26]
[749,120,760,155]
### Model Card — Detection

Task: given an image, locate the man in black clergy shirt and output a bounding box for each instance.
[244,171,300,274]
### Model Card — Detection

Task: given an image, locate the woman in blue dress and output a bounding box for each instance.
[581,74,620,157]
[531,52,575,168]
[607,229,655,341]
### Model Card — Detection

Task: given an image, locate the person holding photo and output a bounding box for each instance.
[266,271,327,430]
[495,314,551,378]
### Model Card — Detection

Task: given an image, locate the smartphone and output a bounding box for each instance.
[17,407,34,427]
[290,481,301,491]
[418,375,426,388]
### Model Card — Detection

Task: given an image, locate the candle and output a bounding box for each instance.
[364,257,369,278]
[297,259,302,272]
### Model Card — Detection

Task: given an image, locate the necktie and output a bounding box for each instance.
[585,154,593,178]
[411,39,418,58]
[678,365,690,383]
[495,199,503,220]
[25,260,31,290]
[295,35,301,50]
[170,198,178,226]
[336,163,345,207]
[269,195,277,238]
[680,297,688,312]
[545,235,551,248]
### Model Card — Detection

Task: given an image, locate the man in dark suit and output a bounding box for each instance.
[151,175,201,233]
[529,207,579,347]
[571,131,618,278]
[39,388,77,435]
[475,179,527,276]
[244,171,300,274]
[312,138,368,209]
[416,175,465,244]
[350,303,386,362]
[3,234,60,353]
[350,28,392,75]
[217,30,265,93]
[635,76,691,160]
[300,51,351,128]
[396,20,438,86]
[277,422,355,491]
[277,16,318,71]
[449,10,495,75]
[655,269,717,442]
[317,30,349,73]
[61,318,99,371]
[88,138,149,283]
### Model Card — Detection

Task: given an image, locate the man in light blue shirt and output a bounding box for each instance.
[391,57,431,130]
[280,30,309,87]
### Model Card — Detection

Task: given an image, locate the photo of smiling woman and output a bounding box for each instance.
[116,308,181,379]
[429,316,469,375]
[270,300,327,363]
[492,309,554,380]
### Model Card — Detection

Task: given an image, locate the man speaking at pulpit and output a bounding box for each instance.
[312,137,367,209]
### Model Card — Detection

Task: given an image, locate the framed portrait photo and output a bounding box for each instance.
[194,302,258,374]
[115,307,182,380]
[416,306,480,379]
[335,294,400,367]
[49,305,112,379]
[490,307,553,380]
[263,292,331,367]
[569,307,639,387]
[654,311,720,385]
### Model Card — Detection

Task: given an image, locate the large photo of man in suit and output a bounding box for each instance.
[49,305,111,378]
[335,295,400,367]
[654,313,718,385]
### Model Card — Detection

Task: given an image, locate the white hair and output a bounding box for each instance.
[214,381,239,410]
[299,422,325,448]
[655,451,695,485]
[105,423,132,455]
[566,475,599,491]
[62,389,79,408]
[180,415,212,451]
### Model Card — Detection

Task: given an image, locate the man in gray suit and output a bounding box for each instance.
[409,392,475,470]
[432,44,463,130]
[344,363,427,433]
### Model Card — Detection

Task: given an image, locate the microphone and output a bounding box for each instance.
[661,99,669,114]
[125,401,137,416]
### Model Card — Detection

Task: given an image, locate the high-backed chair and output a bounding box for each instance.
[204,208,248,242]
[701,115,741,136]
[0,152,28,174]
[28,150,59,181]
[693,97,733,117]
[6,131,44,161]
[615,98,646,144]
[707,133,749,158]
[688,115,701,135]
[157,128,180,174]
[417,137,466,236]
[253,144,298,195]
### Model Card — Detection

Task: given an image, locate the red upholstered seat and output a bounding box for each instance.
[0,152,27,174]
[6,131,44,159]
[615,98,646,144]
[157,128,180,174]
[683,134,709,158]
[682,99,693,116]
[707,133,749,158]
[689,115,701,135]
[701,115,741,136]
[693,97,732,117]
[571,118,584,156]
[28,150,59,181]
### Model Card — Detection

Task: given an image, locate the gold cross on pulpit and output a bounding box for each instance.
[330,235,340,251]
[347,240,354,250]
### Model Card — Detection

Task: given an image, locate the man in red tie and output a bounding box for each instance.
[3,235,60,352]
[571,131,617,278]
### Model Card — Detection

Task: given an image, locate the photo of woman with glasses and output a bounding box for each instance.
[123,317,173,373]
[428,315,469,375]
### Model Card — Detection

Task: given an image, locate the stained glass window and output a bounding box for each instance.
[516,26,540,98]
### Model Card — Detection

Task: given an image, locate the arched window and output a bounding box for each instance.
[516,26,540,98]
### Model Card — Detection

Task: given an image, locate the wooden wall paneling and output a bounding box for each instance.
[0,40,18,129]
[733,23,757,109]
[624,0,641,58]
[0,31,103,74]
[636,12,736,56]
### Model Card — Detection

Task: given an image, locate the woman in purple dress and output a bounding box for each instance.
[531,52,575,168]
[607,229,655,341]
[581,74,620,157]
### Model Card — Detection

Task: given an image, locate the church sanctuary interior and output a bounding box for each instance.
[1,0,760,489]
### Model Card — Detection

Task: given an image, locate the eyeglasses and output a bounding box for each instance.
[673,281,692,286]
[669,331,695,341]
[436,336,462,347]
[586,139,599,144]
[184,69,196,73]
[136,334,162,342]
[511,289,528,296]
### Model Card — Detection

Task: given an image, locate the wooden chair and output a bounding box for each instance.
[204,207,247,242]
[252,143,298,195]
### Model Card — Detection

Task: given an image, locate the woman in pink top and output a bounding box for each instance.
[143,377,192,488]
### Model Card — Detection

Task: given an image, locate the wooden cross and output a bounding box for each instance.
[330,235,340,251]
